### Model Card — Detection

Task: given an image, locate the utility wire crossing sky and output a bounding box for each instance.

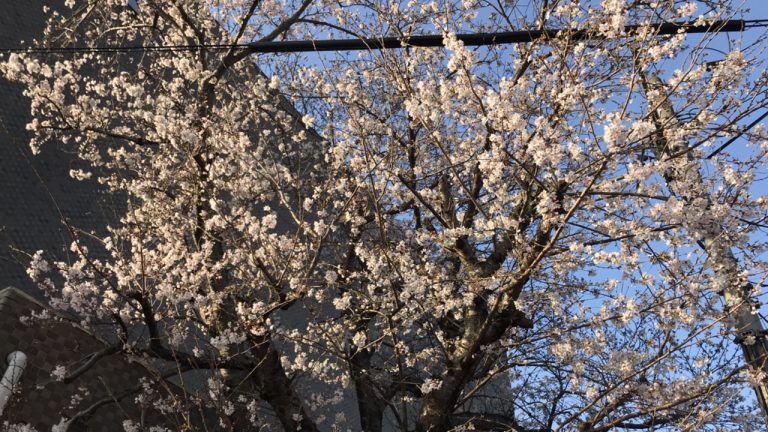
[0,19,765,55]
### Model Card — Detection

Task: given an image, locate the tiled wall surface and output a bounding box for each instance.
[0,288,162,431]
[0,4,156,430]
[0,1,115,301]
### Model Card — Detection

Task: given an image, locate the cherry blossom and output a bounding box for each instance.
[2,0,768,431]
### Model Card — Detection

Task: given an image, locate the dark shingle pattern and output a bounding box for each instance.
[0,4,170,430]
[0,1,116,301]
[0,287,159,431]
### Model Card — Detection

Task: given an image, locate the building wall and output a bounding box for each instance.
[0,1,115,301]
[0,287,167,431]
[0,4,158,430]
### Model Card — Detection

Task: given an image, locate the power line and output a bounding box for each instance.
[0,19,763,56]
[707,110,768,159]
[245,19,753,53]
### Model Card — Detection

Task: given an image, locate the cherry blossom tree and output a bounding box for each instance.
[3,0,768,430]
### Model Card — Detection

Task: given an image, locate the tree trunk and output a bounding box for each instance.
[417,368,469,432]
[250,335,320,432]
[351,348,386,432]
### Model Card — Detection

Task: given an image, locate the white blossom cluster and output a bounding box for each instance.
[1,0,767,431]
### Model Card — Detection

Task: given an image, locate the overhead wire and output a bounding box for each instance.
[707,110,768,159]
[0,17,764,158]
[0,19,763,55]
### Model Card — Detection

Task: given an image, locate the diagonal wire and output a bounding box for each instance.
[706,110,768,159]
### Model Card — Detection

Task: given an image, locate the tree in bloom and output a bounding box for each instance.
[3,0,768,430]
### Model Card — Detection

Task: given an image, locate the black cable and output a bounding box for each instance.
[706,110,768,159]
[246,19,749,53]
[744,19,768,29]
[0,19,760,55]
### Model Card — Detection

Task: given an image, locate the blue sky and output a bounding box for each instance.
[744,0,768,18]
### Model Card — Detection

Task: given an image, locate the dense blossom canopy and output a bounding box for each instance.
[3,0,768,430]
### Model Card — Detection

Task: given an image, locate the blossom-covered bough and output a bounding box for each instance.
[3,0,768,430]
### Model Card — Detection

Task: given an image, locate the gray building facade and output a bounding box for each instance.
[0,3,164,430]
[0,1,115,300]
